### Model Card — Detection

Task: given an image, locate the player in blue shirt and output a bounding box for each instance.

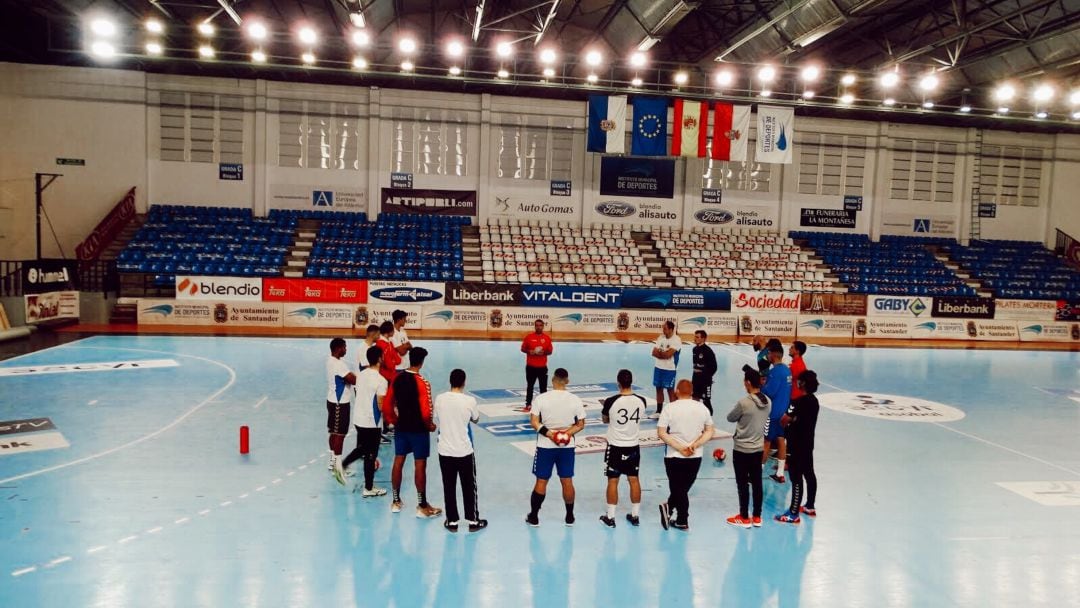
[760,342,791,483]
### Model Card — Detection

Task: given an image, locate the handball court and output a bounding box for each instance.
[1,334,1078,607]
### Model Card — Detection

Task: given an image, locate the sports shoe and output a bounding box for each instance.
[521,405,532,413]
[417,504,443,518]
[444,520,459,533]
[658,503,671,530]
[327,456,335,470]
[647,412,661,420]
[525,512,540,527]
[599,515,616,528]
[468,519,488,533]
[726,514,752,529]
[752,516,762,528]
[672,522,689,531]
[774,512,801,524]
[800,506,816,517]
[332,466,347,486]
[769,474,786,484]
[362,487,387,498]
[380,435,392,445]
[391,500,403,513]
[625,514,640,527]
[565,513,575,527]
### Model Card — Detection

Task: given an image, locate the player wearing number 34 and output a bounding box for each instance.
[599,369,647,528]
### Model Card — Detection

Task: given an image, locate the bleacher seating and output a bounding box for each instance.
[793,231,975,296]
[654,228,832,291]
[943,239,1080,300]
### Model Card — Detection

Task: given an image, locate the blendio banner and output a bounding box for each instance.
[25,291,79,324]
[283,303,356,328]
[380,188,477,216]
[1018,321,1080,342]
[796,315,855,338]
[677,312,739,336]
[175,276,262,301]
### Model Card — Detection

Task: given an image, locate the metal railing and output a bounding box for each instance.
[1057,228,1079,270]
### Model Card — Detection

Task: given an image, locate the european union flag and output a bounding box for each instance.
[631,97,668,156]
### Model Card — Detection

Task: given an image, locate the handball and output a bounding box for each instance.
[712,448,726,462]
[553,431,571,446]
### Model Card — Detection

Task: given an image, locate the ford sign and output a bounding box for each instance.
[694,209,734,224]
[369,287,443,303]
[595,201,636,218]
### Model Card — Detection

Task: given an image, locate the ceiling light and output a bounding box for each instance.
[299,27,318,45]
[760,89,772,97]
[997,106,1010,114]
[585,50,603,67]
[802,90,815,99]
[198,44,215,59]
[1072,110,1080,120]
[90,40,116,58]
[631,77,643,87]
[145,19,163,34]
[90,18,117,38]
[715,69,734,87]
[629,52,647,68]
[145,41,163,55]
[922,100,934,109]
[398,37,417,54]
[539,48,557,64]
[301,52,315,65]
[252,49,266,63]
[757,65,776,83]
[401,60,414,71]
[351,30,370,46]
[959,105,971,113]
[882,98,896,106]
[542,67,555,78]
[197,22,215,37]
[841,73,856,86]
[446,40,465,58]
[879,71,899,88]
[349,11,366,28]
[352,56,368,69]
[497,68,509,78]
[918,74,939,92]
[247,22,268,41]
[674,71,688,86]
[449,66,461,76]
[1070,90,1080,105]
[586,73,598,84]
[496,41,513,58]
[1033,84,1054,102]
[840,92,855,104]
[1035,110,1048,119]
[801,65,819,82]
[994,84,1016,102]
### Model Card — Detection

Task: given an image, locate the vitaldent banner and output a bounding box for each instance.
[262,278,367,303]
[521,285,622,309]
[176,276,263,301]
[796,315,855,338]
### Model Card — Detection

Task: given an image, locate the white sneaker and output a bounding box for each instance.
[391,500,403,513]
[327,456,335,471]
[332,466,346,486]
[362,487,388,497]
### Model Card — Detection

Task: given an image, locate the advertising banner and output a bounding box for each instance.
[366,281,445,305]
[137,299,282,327]
[76,186,136,261]
[352,304,422,329]
[971,320,1019,341]
[175,276,263,301]
[488,193,581,224]
[268,184,367,212]
[262,278,367,303]
[282,303,356,328]
[931,296,995,319]
[21,259,79,294]
[621,288,731,311]
[522,285,622,309]
[854,317,911,339]
[993,299,1058,322]
[420,305,490,331]
[756,106,794,164]
[621,310,681,333]
[686,203,778,230]
[800,208,857,229]
[800,293,867,316]
[796,315,855,338]
[550,309,622,333]
[867,295,933,318]
[1056,300,1080,321]
[1018,321,1080,342]
[487,308,553,332]
[444,282,523,306]
[599,157,676,199]
[676,312,739,336]
[380,188,477,216]
[741,313,797,337]
[880,213,957,237]
[24,291,79,324]
[908,319,972,341]
[731,291,801,313]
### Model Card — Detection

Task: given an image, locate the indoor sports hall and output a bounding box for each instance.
[2,1,1080,607]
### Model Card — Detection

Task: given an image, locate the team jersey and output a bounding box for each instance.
[326,355,353,404]
[434,391,480,457]
[692,344,718,381]
[601,393,647,447]
[785,393,820,452]
[789,355,807,399]
[532,390,586,449]
[762,362,792,418]
[658,398,713,459]
[352,367,387,429]
[391,328,410,370]
[521,333,553,368]
[376,338,401,382]
[383,370,433,433]
[653,334,683,371]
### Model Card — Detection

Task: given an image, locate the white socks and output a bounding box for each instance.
[776,459,785,477]
[606,504,616,518]
[631,502,640,517]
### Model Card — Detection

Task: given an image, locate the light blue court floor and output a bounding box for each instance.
[1,335,1079,607]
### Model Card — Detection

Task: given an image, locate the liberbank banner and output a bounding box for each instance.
[444,282,523,306]
[931,296,995,319]
[621,288,731,311]
[521,285,622,309]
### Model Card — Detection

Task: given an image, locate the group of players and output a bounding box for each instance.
[323,313,820,533]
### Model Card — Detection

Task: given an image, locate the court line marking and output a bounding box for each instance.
[87,400,99,406]
[252,396,268,409]
[0,345,237,486]
[712,342,1080,479]
[45,556,72,568]
[11,567,36,577]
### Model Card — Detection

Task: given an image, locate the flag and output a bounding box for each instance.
[710,103,750,161]
[672,99,708,158]
[631,97,668,156]
[756,105,794,164]
[587,95,627,154]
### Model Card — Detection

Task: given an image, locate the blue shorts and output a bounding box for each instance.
[532,447,575,480]
[764,416,785,441]
[394,431,431,459]
[653,368,676,389]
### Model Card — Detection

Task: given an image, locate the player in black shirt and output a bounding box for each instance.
[690,330,718,414]
[775,370,820,524]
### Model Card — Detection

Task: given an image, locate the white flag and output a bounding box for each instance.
[756,106,794,164]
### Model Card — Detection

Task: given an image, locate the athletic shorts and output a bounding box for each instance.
[394,431,431,459]
[326,401,351,435]
[532,446,575,480]
[604,444,641,478]
[653,368,676,389]
[764,416,785,441]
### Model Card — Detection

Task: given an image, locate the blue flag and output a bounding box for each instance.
[631,97,668,156]
[586,95,627,154]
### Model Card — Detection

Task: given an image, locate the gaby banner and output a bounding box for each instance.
[262,278,367,303]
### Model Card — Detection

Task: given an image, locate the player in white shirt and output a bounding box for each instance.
[599,369,647,528]
[526,368,586,527]
[433,369,487,533]
[325,338,357,486]
[651,320,683,416]
[657,380,714,531]
[391,310,412,371]
[341,345,388,497]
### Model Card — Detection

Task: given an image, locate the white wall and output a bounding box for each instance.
[1047,133,1080,243]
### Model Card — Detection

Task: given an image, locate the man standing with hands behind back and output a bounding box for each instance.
[520,319,553,413]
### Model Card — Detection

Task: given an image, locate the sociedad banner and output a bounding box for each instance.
[521,285,622,309]
[262,278,367,303]
[380,188,477,216]
[731,291,800,313]
[599,157,676,199]
[756,106,793,164]
[175,276,263,301]
[366,281,445,305]
[444,282,522,306]
[621,288,731,311]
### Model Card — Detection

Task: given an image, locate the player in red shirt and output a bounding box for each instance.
[520,319,554,413]
[376,320,402,383]
[789,341,807,400]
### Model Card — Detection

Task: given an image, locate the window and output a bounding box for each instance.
[391,108,468,176]
[701,125,771,192]
[158,92,247,163]
[889,139,956,203]
[979,145,1043,207]
[277,100,361,170]
[495,120,574,181]
[798,133,867,196]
